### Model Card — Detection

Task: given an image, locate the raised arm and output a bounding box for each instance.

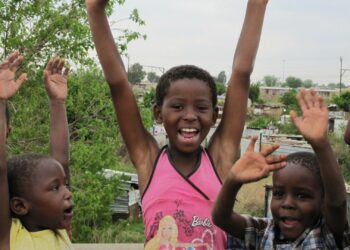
[212,137,285,238]
[291,89,347,246]
[344,117,350,145]
[0,51,26,250]
[85,0,158,190]
[44,58,70,181]
[209,0,268,179]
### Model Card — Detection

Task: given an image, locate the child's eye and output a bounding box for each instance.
[197,106,209,112]
[172,104,183,110]
[52,185,59,191]
[296,193,308,200]
[273,191,283,199]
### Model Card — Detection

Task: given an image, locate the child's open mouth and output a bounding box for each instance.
[179,128,199,141]
[63,206,74,219]
[281,217,298,227]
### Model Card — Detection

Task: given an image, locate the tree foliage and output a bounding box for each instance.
[216,82,226,96]
[285,76,302,89]
[216,71,226,84]
[262,75,279,87]
[249,83,260,103]
[128,63,146,84]
[147,72,159,83]
[332,91,350,112]
[0,0,145,76]
[280,89,300,113]
[2,0,149,242]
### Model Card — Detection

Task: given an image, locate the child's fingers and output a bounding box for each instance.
[44,59,54,76]
[296,90,307,111]
[246,136,258,152]
[260,143,279,157]
[267,161,287,172]
[14,73,27,89]
[7,51,20,65]
[52,57,60,74]
[57,59,65,74]
[305,89,316,108]
[290,110,301,129]
[63,67,70,79]
[10,56,24,72]
[266,154,287,164]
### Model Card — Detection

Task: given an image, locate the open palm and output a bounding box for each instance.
[291,89,328,144]
[0,51,26,99]
[44,58,69,101]
[231,137,286,184]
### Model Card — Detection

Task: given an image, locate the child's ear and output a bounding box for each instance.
[153,104,163,124]
[212,106,219,125]
[10,197,30,216]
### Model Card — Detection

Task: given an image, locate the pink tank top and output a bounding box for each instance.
[142,146,227,250]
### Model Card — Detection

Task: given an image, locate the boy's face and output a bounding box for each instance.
[154,78,217,153]
[24,159,73,231]
[271,164,323,241]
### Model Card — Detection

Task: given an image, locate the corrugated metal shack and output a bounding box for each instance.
[104,170,140,221]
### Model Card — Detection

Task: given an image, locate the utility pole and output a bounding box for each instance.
[340,57,350,94]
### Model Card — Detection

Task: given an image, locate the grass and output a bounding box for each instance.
[235,176,272,217]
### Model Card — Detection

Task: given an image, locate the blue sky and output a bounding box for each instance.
[110,0,350,86]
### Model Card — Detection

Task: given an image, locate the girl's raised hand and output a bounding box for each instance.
[230,136,286,184]
[0,51,27,100]
[43,58,69,101]
[290,88,329,145]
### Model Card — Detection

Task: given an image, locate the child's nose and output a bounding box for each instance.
[64,186,72,200]
[183,107,197,121]
[281,195,295,209]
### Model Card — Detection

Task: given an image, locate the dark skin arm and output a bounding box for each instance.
[344,117,350,145]
[0,51,27,250]
[291,89,347,247]
[44,58,70,181]
[209,0,268,180]
[212,136,286,238]
[85,0,159,194]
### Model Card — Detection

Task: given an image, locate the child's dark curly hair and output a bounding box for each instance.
[7,154,51,197]
[286,151,322,191]
[155,65,217,107]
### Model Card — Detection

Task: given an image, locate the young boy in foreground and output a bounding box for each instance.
[212,89,349,249]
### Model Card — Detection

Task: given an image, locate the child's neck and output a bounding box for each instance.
[167,146,201,177]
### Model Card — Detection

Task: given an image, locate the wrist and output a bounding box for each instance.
[49,99,66,106]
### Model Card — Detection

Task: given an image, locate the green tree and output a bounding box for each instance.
[147,71,160,83]
[216,82,226,96]
[332,91,350,112]
[247,116,276,129]
[262,75,279,86]
[302,79,314,88]
[143,88,155,108]
[249,83,260,103]
[285,76,302,89]
[217,71,227,84]
[280,89,300,113]
[0,0,145,76]
[128,63,146,84]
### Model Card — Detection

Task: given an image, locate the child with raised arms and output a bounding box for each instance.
[212,89,350,249]
[0,51,73,250]
[86,0,268,248]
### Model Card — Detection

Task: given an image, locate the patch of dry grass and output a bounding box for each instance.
[235,176,272,217]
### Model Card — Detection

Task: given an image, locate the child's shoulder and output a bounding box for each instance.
[10,218,72,250]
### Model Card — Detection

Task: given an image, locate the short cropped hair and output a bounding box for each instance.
[286,151,321,184]
[155,65,217,107]
[7,154,51,197]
